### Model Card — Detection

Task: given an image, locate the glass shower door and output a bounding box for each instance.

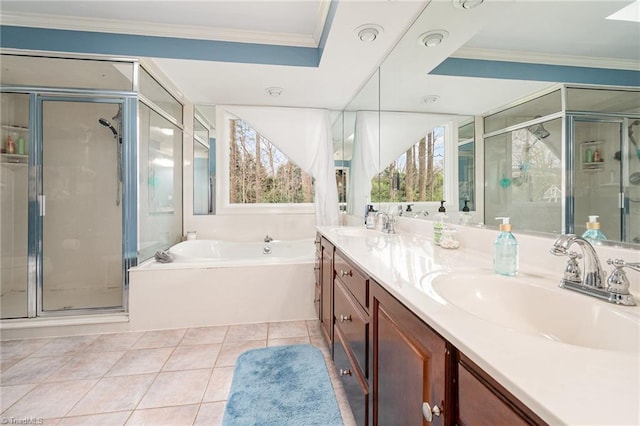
[1,93,30,319]
[41,99,123,312]
[572,117,623,241]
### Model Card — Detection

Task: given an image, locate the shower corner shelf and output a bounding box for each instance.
[1,124,29,133]
[581,140,605,171]
[1,153,28,166]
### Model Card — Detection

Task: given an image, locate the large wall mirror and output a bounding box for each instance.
[341,0,639,248]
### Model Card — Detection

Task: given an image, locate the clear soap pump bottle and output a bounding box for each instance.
[493,217,518,277]
[582,215,606,242]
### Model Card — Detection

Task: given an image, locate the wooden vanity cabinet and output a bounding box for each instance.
[314,235,321,318]
[333,248,370,425]
[457,354,546,426]
[371,280,452,426]
[320,236,334,347]
[318,234,546,426]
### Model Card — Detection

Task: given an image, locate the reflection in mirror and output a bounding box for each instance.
[483,85,639,247]
[485,117,563,234]
[330,111,347,209]
[457,119,475,213]
[193,111,212,215]
[372,124,445,209]
[346,69,380,217]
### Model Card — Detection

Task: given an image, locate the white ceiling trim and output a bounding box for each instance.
[454,47,640,71]
[0,11,320,48]
[311,1,332,46]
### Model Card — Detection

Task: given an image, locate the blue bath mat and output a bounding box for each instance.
[222,344,343,426]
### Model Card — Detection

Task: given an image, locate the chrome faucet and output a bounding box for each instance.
[550,234,635,306]
[264,235,273,243]
[375,211,395,234]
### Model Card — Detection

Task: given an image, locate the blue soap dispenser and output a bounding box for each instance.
[493,217,519,277]
[582,215,606,243]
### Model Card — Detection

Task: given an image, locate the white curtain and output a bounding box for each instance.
[217,105,339,226]
[348,111,463,216]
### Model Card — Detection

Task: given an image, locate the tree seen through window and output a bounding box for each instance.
[372,127,445,202]
[229,119,314,204]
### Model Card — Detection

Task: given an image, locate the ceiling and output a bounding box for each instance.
[1,0,638,115]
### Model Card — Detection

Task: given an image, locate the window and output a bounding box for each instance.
[229,119,314,204]
[372,127,445,203]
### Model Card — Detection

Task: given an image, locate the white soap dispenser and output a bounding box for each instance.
[493,217,518,277]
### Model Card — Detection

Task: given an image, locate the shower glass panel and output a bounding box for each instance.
[485,118,563,233]
[41,100,123,311]
[1,93,30,319]
[193,141,210,215]
[572,118,624,241]
[137,102,183,262]
[194,115,211,215]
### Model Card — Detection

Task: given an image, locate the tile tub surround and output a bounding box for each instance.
[0,320,357,426]
[317,225,640,425]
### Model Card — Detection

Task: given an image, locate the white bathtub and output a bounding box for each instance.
[128,239,317,331]
[149,239,314,267]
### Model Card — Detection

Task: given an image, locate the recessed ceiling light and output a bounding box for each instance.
[265,87,284,97]
[418,30,449,48]
[453,0,484,9]
[355,24,384,42]
[422,95,440,104]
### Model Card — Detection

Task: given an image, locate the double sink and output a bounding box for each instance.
[332,226,639,354]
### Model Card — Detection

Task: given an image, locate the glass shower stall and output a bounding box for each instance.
[1,54,138,319]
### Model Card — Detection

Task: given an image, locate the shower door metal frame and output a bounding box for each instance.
[0,85,137,318]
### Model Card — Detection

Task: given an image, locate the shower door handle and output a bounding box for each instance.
[38,194,46,216]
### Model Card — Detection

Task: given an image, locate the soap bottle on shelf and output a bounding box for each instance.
[493,217,518,277]
[5,134,15,154]
[584,147,593,164]
[17,136,25,155]
[433,200,447,245]
[582,215,606,242]
[593,148,601,162]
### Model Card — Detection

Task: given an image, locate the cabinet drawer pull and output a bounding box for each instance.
[339,368,352,377]
[422,402,441,422]
[340,314,352,322]
[340,269,353,277]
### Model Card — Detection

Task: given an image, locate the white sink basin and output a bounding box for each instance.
[426,271,640,352]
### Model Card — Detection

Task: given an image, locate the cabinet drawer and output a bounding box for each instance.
[334,251,368,311]
[334,328,368,426]
[334,279,368,378]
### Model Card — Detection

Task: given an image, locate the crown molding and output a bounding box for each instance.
[453,47,640,71]
[1,12,319,48]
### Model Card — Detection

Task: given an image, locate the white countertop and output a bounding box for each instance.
[317,225,640,425]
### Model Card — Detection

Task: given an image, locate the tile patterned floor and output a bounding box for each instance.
[1,320,356,426]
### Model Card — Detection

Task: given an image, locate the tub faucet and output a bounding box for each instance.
[550,234,634,305]
[264,235,273,243]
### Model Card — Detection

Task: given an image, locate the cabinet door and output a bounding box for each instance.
[321,237,334,346]
[457,354,546,426]
[372,282,448,426]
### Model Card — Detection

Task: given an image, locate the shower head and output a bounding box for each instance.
[98,118,118,137]
[528,122,550,140]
